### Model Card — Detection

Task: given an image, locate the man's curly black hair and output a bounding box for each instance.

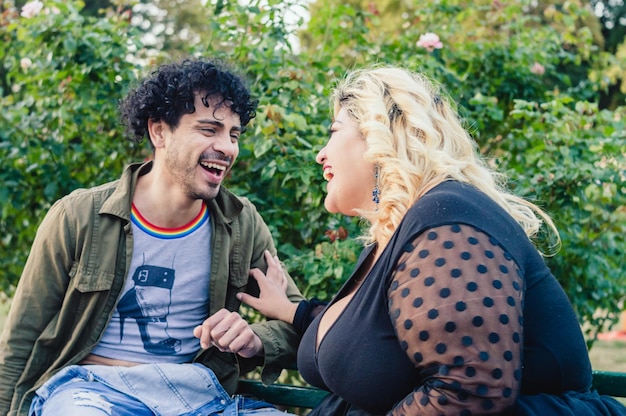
[120,58,258,148]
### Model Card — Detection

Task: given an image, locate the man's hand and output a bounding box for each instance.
[193,309,263,358]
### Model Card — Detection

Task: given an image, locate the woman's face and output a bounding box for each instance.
[316,107,376,217]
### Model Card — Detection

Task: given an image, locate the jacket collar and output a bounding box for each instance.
[100,160,244,223]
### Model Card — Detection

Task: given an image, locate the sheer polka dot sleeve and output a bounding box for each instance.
[387,224,524,416]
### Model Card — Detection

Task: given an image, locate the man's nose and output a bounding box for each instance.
[212,133,238,155]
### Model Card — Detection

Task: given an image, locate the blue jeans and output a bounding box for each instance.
[29,364,292,416]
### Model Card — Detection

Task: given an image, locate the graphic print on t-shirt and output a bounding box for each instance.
[91,202,211,362]
[117,260,181,355]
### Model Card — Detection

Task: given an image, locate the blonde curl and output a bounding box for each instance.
[331,65,559,254]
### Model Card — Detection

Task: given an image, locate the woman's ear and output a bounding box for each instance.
[148,119,166,149]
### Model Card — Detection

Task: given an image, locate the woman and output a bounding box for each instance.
[240,66,626,415]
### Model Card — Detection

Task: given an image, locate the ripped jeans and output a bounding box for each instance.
[29,364,292,416]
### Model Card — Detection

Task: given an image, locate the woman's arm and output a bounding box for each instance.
[387,224,523,415]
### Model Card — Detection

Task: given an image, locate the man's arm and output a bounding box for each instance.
[237,203,305,382]
[0,200,74,414]
[195,196,305,386]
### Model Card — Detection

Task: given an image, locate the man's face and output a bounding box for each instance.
[155,94,243,201]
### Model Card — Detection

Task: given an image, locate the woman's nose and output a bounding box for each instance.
[315,147,326,164]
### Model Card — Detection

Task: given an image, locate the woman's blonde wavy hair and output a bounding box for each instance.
[331,65,559,253]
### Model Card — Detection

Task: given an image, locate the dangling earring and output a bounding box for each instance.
[372,165,380,209]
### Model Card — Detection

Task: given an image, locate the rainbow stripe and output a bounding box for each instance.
[131,203,209,239]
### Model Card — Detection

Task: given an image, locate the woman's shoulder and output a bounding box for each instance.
[398,181,530,259]
[407,181,500,225]
[420,180,493,207]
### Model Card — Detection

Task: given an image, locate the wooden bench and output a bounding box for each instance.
[237,370,626,409]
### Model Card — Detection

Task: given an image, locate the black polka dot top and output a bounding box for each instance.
[298,181,596,416]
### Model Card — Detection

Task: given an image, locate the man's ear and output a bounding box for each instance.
[148,119,166,149]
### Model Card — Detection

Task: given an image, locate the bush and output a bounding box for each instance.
[0,0,146,292]
[1,0,624,342]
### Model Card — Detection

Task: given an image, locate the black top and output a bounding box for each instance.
[297,181,625,415]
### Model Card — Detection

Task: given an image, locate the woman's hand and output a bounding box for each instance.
[237,250,298,324]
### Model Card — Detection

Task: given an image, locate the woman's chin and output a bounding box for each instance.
[323,199,339,214]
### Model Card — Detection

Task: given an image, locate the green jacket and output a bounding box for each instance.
[0,162,304,416]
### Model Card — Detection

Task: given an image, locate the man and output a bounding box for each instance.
[0,58,304,416]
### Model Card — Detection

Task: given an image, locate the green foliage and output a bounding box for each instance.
[1,0,624,344]
[0,0,146,292]
[505,98,626,341]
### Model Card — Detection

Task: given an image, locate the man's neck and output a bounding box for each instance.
[133,169,204,229]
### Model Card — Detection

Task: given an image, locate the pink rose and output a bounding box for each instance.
[20,58,32,71]
[530,62,545,75]
[416,33,443,52]
[21,1,44,18]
